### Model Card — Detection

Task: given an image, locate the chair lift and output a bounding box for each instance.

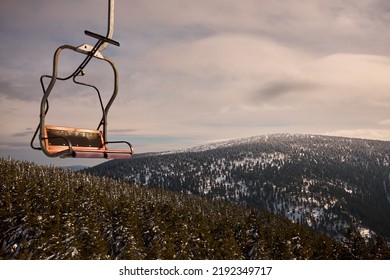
[30,0,133,159]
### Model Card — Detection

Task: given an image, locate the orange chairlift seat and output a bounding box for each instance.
[31,0,133,159]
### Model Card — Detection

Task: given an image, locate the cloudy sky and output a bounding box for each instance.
[2,0,390,166]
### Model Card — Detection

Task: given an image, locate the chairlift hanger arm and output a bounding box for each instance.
[98,0,115,52]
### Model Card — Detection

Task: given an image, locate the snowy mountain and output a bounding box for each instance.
[61,165,88,171]
[87,134,390,241]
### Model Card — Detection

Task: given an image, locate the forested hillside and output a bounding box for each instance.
[86,134,390,242]
[1,158,389,259]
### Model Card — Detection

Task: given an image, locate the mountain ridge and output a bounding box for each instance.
[134,133,390,158]
[146,134,321,155]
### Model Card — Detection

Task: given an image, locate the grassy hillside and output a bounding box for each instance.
[1,158,388,259]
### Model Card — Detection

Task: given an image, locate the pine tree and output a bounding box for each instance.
[341,223,369,259]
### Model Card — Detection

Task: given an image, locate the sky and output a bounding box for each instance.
[2,0,390,167]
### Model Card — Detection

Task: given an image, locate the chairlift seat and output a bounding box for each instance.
[43,125,132,159]
[30,1,134,160]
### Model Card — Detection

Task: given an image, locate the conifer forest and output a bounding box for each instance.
[0,161,389,259]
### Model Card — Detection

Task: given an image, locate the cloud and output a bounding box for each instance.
[115,0,390,55]
[115,28,390,141]
[127,33,311,106]
[2,0,390,166]
[378,119,390,126]
[324,129,390,141]
[253,79,319,102]
[0,76,38,101]
[108,128,137,135]
[12,128,34,138]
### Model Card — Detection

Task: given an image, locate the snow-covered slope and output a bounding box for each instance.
[87,134,390,241]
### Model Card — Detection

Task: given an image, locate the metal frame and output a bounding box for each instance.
[30,0,133,159]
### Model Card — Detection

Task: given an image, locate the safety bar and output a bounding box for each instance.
[85,30,120,47]
[105,140,134,153]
